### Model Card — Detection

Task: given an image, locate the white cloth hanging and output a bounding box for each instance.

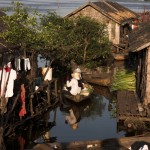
[0,68,17,98]
[15,58,21,71]
[5,69,17,97]
[24,58,31,71]
[0,68,7,97]
[15,57,31,71]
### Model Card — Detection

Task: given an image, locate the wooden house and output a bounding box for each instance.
[129,22,150,107]
[114,24,150,131]
[65,1,138,50]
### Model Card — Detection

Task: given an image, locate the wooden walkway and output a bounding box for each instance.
[117,90,150,130]
[32,136,150,150]
[117,91,139,117]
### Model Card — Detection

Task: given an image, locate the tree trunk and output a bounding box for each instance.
[31,52,38,79]
[83,39,89,64]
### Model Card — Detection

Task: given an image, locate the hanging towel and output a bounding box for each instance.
[4,68,17,98]
[19,84,26,117]
[24,58,31,71]
[15,58,21,71]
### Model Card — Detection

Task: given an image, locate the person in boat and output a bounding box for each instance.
[65,68,84,96]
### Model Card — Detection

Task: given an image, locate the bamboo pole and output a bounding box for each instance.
[47,81,51,105]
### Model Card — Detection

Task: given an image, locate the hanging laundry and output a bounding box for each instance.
[0,62,17,114]
[0,67,6,97]
[19,84,26,117]
[25,58,31,71]
[15,57,31,71]
[15,58,21,71]
[20,58,25,71]
[5,69,17,98]
[0,62,17,98]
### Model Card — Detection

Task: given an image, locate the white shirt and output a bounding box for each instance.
[0,69,17,97]
[66,78,81,96]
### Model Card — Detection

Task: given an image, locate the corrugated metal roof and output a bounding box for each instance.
[65,1,138,25]
[129,22,150,52]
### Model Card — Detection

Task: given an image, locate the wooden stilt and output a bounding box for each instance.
[55,79,58,97]
[30,95,34,115]
[47,81,51,105]
[53,109,57,123]
[28,122,33,140]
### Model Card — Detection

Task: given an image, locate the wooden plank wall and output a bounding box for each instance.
[144,47,150,105]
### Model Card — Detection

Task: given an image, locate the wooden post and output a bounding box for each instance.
[30,95,34,115]
[28,121,33,140]
[55,79,58,97]
[47,81,51,105]
[53,108,57,123]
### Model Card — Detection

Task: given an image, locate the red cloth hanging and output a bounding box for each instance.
[19,84,26,117]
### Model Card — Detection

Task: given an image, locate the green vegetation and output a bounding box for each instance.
[111,69,136,91]
[72,16,111,65]
[0,2,41,55]
[0,2,111,69]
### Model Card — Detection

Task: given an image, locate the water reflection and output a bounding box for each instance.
[4,86,126,149]
[6,84,150,149]
[61,94,106,129]
[4,109,57,150]
[50,92,125,143]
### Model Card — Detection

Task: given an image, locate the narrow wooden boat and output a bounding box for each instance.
[62,83,93,103]
[63,92,92,103]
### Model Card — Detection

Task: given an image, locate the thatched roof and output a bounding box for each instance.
[129,23,150,52]
[65,1,138,25]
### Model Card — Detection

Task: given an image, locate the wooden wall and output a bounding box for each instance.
[70,6,120,45]
[144,46,150,105]
[136,47,150,105]
[136,49,147,103]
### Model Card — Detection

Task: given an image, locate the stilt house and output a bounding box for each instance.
[65,1,138,50]
[129,23,150,106]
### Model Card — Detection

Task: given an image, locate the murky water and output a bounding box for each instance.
[4,59,137,150]
[45,92,124,143]
[0,0,150,16]
[5,85,126,150]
